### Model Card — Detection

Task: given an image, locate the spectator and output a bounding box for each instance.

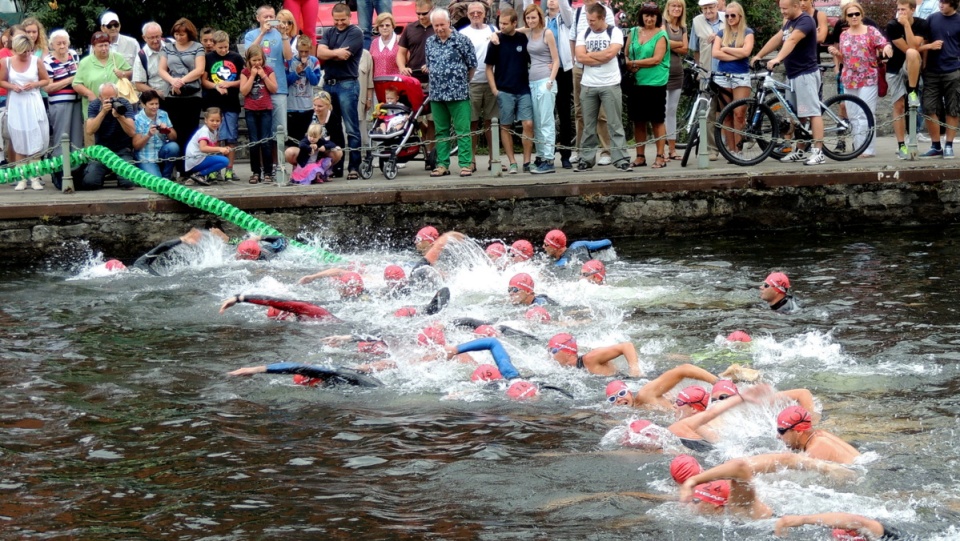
[371,13,402,77]
[283,0,320,47]
[244,5,293,173]
[0,25,22,112]
[690,0,724,160]
[159,18,206,175]
[398,0,437,157]
[200,27,216,54]
[133,22,171,100]
[286,35,321,145]
[277,9,301,50]
[918,0,960,158]
[133,89,179,180]
[799,0,829,44]
[202,30,244,181]
[523,4,560,174]
[82,82,137,190]
[357,0,394,49]
[885,0,927,160]
[486,8,533,175]
[828,2,891,159]
[626,3,669,169]
[70,32,131,147]
[357,49,375,149]
[571,0,614,165]
[425,9,477,177]
[21,17,48,56]
[240,44,278,184]
[44,29,83,186]
[575,2,631,172]
[663,0,688,161]
[459,3,497,173]
[712,1,754,159]
[546,0,576,169]
[183,107,230,184]
[317,2,364,180]
[1,34,49,191]
[283,91,344,169]
[99,11,140,69]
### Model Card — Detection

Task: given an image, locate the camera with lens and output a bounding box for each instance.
[108,97,127,115]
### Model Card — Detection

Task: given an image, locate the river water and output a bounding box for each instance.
[2,227,960,540]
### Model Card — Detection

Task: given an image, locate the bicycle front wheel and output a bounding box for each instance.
[681,122,699,167]
[715,98,778,166]
[674,94,696,150]
[820,94,874,161]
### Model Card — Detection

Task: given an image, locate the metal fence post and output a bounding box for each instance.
[490,117,502,177]
[275,125,288,186]
[697,104,709,169]
[908,98,919,161]
[60,133,74,193]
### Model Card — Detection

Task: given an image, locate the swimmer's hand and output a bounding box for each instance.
[719,363,761,383]
[678,479,697,503]
[320,335,353,347]
[180,228,204,245]
[443,345,459,360]
[298,274,319,285]
[219,295,242,313]
[209,228,229,243]
[228,365,267,376]
[739,382,775,404]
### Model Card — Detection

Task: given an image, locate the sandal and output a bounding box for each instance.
[669,154,682,160]
[631,156,647,167]
[346,170,359,180]
[652,154,668,169]
[248,174,260,184]
[460,168,472,177]
[469,162,477,173]
[262,175,274,184]
[430,166,450,177]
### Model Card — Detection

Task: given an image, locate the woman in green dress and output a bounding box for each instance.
[625,3,669,168]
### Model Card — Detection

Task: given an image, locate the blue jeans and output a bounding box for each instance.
[325,78,361,171]
[187,155,230,176]
[138,141,180,179]
[357,0,393,48]
[246,109,274,175]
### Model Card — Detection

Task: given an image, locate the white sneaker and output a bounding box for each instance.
[917,133,932,143]
[804,148,825,165]
[598,154,612,166]
[14,180,26,191]
[30,178,43,190]
[570,152,580,164]
[780,149,806,163]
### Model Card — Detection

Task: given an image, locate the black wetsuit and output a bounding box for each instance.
[252,236,288,261]
[531,294,558,306]
[576,356,585,369]
[132,239,183,275]
[264,363,383,387]
[770,295,800,314]
[679,438,714,453]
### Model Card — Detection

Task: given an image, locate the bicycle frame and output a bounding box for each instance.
[749,71,852,140]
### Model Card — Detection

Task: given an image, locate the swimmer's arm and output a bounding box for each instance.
[573,239,612,251]
[422,231,466,265]
[778,388,821,423]
[774,513,885,538]
[637,363,718,403]
[446,338,520,379]
[298,267,348,285]
[244,296,340,321]
[583,343,642,377]
[680,458,755,505]
[671,392,746,435]
[132,238,185,274]
[228,365,267,376]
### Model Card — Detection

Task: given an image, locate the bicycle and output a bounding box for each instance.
[678,59,735,167]
[714,62,874,166]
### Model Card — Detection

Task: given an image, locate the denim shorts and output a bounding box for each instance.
[496,91,533,124]
[219,111,239,144]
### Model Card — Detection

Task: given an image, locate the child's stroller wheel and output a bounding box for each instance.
[383,160,398,180]
[359,160,373,179]
[425,148,437,171]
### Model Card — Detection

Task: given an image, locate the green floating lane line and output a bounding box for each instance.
[1,146,341,263]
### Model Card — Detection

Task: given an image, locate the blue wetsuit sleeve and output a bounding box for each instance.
[580,239,612,251]
[455,338,520,379]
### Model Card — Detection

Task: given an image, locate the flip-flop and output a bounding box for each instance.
[460,169,472,177]
[430,166,449,177]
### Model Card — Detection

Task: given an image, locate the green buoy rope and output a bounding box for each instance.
[1,146,340,263]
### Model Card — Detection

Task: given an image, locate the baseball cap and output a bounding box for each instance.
[525,306,551,322]
[292,374,324,386]
[676,386,709,412]
[335,272,364,298]
[474,324,499,337]
[693,480,730,506]
[508,273,535,294]
[581,260,606,282]
[777,405,813,432]
[670,454,703,484]
[510,240,534,261]
[711,379,738,400]
[100,11,120,25]
[415,226,439,243]
[236,239,261,260]
[417,326,446,346]
[506,380,539,400]
[726,330,752,343]
[104,259,126,271]
[471,364,503,381]
[698,0,718,5]
[764,272,791,293]
[394,306,417,317]
[383,265,406,283]
[485,242,506,259]
[544,229,567,249]
[547,333,578,355]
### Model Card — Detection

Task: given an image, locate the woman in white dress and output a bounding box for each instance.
[0,34,50,190]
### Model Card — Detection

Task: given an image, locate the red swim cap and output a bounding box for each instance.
[508,273,535,294]
[670,454,703,484]
[293,374,324,386]
[105,259,126,271]
[581,259,606,282]
[622,419,661,448]
[544,229,567,249]
[336,272,364,298]
[510,240,534,261]
[726,330,752,343]
[764,272,791,293]
[474,325,499,337]
[417,326,446,346]
[471,364,503,381]
[506,380,539,400]
[676,386,709,412]
[384,265,406,283]
[777,405,813,432]
[711,379,739,400]
[832,529,868,541]
[485,242,506,259]
[606,380,629,398]
[547,333,578,355]
[266,306,293,320]
[525,306,551,322]
[236,239,261,260]
[394,306,417,317]
[693,480,730,506]
[415,226,439,243]
[357,341,388,355]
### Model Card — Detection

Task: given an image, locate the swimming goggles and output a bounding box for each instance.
[777,418,807,436]
[507,287,522,294]
[607,389,628,403]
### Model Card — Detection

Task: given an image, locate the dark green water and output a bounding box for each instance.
[2,227,960,539]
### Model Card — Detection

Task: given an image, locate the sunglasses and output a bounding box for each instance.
[105,22,120,29]
[606,389,628,403]
[416,11,431,15]
[508,287,522,294]
[727,13,739,18]
[846,11,862,16]
[581,270,600,277]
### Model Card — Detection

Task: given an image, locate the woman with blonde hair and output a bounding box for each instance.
[0,34,50,190]
[663,0,687,160]
[277,9,301,49]
[711,2,754,156]
[522,4,560,174]
[20,17,48,55]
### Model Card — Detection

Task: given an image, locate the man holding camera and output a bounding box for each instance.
[82,82,138,190]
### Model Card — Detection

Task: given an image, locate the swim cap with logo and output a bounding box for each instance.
[236,239,261,260]
[544,229,567,249]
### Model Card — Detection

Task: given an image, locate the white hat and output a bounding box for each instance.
[698,0,718,5]
[101,11,120,26]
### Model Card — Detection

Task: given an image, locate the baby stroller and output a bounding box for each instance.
[359,75,435,180]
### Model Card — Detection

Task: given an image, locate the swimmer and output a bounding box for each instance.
[776,405,860,464]
[543,229,613,267]
[761,271,801,314]
[297,268,367,299]
[547,332,642,377]
[382,265,410,297]
[445,337,574,399]
[605,363,721,411]
[228,362,383,387]
[451,317,539,341]
[508,273,557,306]
[677,453,854,519]
[414,226,440,254]
[509,240,534,263]
[218,294,340,321]
[485,241,508,268]
[132,227,229,275]
[775,513,904,540]
[412,231,467,271]
[235,235,288,261]
[580,260,606,284]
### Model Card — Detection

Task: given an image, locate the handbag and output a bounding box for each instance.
[112,56,140,104]
[877,60,888,98]
[681,65,698,97]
